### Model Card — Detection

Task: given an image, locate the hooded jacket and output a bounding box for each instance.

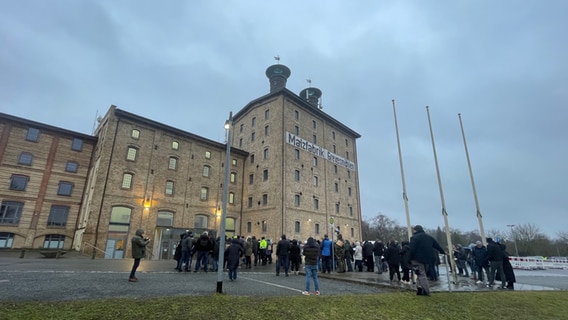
[131,228,150,259]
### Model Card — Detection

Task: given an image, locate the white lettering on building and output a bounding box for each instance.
[286,132,355,171]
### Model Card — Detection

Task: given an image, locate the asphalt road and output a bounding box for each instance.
[0,256,392,302]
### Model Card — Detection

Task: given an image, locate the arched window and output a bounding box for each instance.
[109,206,131,232]
[126,146,138,161]
[195,214,208,229]
[157,211,174,227]
[200,187,209,200]
[122,173,133,189]
[203,165,211,177]
[165,180,174,195]
[169,157,177,170]
[43,234,65,249]
[0,232,14,248]
[226,217,236,237]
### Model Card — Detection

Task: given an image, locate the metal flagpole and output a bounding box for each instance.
[216,111,232,293]
[458,113,487,246]
[426,106,458,286]
[392,99,413,241]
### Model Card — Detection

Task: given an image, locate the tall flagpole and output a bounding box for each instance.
[426,106,458,285]
[458,113,487,246]
[392,99,413,240]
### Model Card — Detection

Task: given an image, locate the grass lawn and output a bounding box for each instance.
[1,291,567,320]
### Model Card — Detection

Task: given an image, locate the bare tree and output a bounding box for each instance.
[557,232,568,243]
[513,223,545,256]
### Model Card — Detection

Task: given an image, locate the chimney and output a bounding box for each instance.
[265,64,291,93]
[299,87,322,108]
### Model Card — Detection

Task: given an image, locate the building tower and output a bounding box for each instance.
[232,64,362,243]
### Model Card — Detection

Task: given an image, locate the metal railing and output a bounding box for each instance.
[82,242,107,259]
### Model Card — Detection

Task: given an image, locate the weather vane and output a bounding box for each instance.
[306,78,312,87]
[274,55,280,64]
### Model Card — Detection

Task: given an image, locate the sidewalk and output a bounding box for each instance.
[316,266,560,292]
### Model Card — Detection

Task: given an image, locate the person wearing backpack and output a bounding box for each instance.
[194,231,213,273]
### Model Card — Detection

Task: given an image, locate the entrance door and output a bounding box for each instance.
[104,238,126,259]
[160,239,174,260]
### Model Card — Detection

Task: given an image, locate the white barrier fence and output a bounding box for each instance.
[508,256,568,270]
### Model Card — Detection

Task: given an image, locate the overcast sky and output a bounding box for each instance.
[1,1,566,239]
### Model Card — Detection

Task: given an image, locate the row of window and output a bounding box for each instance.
[0,233,65,249]
[237,109,351,147]
[16,152,79,172]
[292,170,353,193]
[242,220,355,238]
[238,110,271,133]
[25,128,84,151]
[131,129,180,151]
[293,110,351,147]
[131,130,240,168]
[0,201,69,226]
[8,175,74,195]
[125,146,238,170]
[110,206,234,231]
[245,193,354,215]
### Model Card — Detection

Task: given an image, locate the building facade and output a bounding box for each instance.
[0,113,96,250]
[235,64,362,244]
[0,64,362,259]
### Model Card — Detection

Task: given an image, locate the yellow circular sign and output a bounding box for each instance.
[329,217,334,224]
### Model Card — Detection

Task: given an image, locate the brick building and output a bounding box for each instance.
[0,113,96,250]
[0,64,362,259]
[235,64,362,244]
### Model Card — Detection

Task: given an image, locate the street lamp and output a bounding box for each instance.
[216,111,232,293]
[507,224,520,257]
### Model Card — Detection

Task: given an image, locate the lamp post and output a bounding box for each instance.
[507,224,519,257]
[216,111,232,293]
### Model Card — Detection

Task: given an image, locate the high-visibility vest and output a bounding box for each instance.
[259,239,267,249]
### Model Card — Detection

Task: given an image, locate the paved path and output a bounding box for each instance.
[0,251,562,302]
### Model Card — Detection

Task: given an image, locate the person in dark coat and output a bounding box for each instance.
[428,249,440,281]
[472,240,489,284]
[224,236,244,281]
[252,236,259,267]
[344,240,354,272]
[275,234,291,276]
[496,241,516,290]
[174,234,183,269]
[194,231,214,273]
[129,228,150,282]
[373,240,385,274]
[399,240,412,283]
[486,237,506,288]
[409,225,445,296]
[384,240,401,282]
[177,232,194,272]
[362,241,374,272]
[302,237,321,295]
[289,239,302,275]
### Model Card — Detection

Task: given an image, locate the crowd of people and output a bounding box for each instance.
[130,227,516,296]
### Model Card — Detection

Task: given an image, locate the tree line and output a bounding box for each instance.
[361,213,568,257]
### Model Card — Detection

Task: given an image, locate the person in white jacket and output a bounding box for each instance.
[353,241,363,272]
